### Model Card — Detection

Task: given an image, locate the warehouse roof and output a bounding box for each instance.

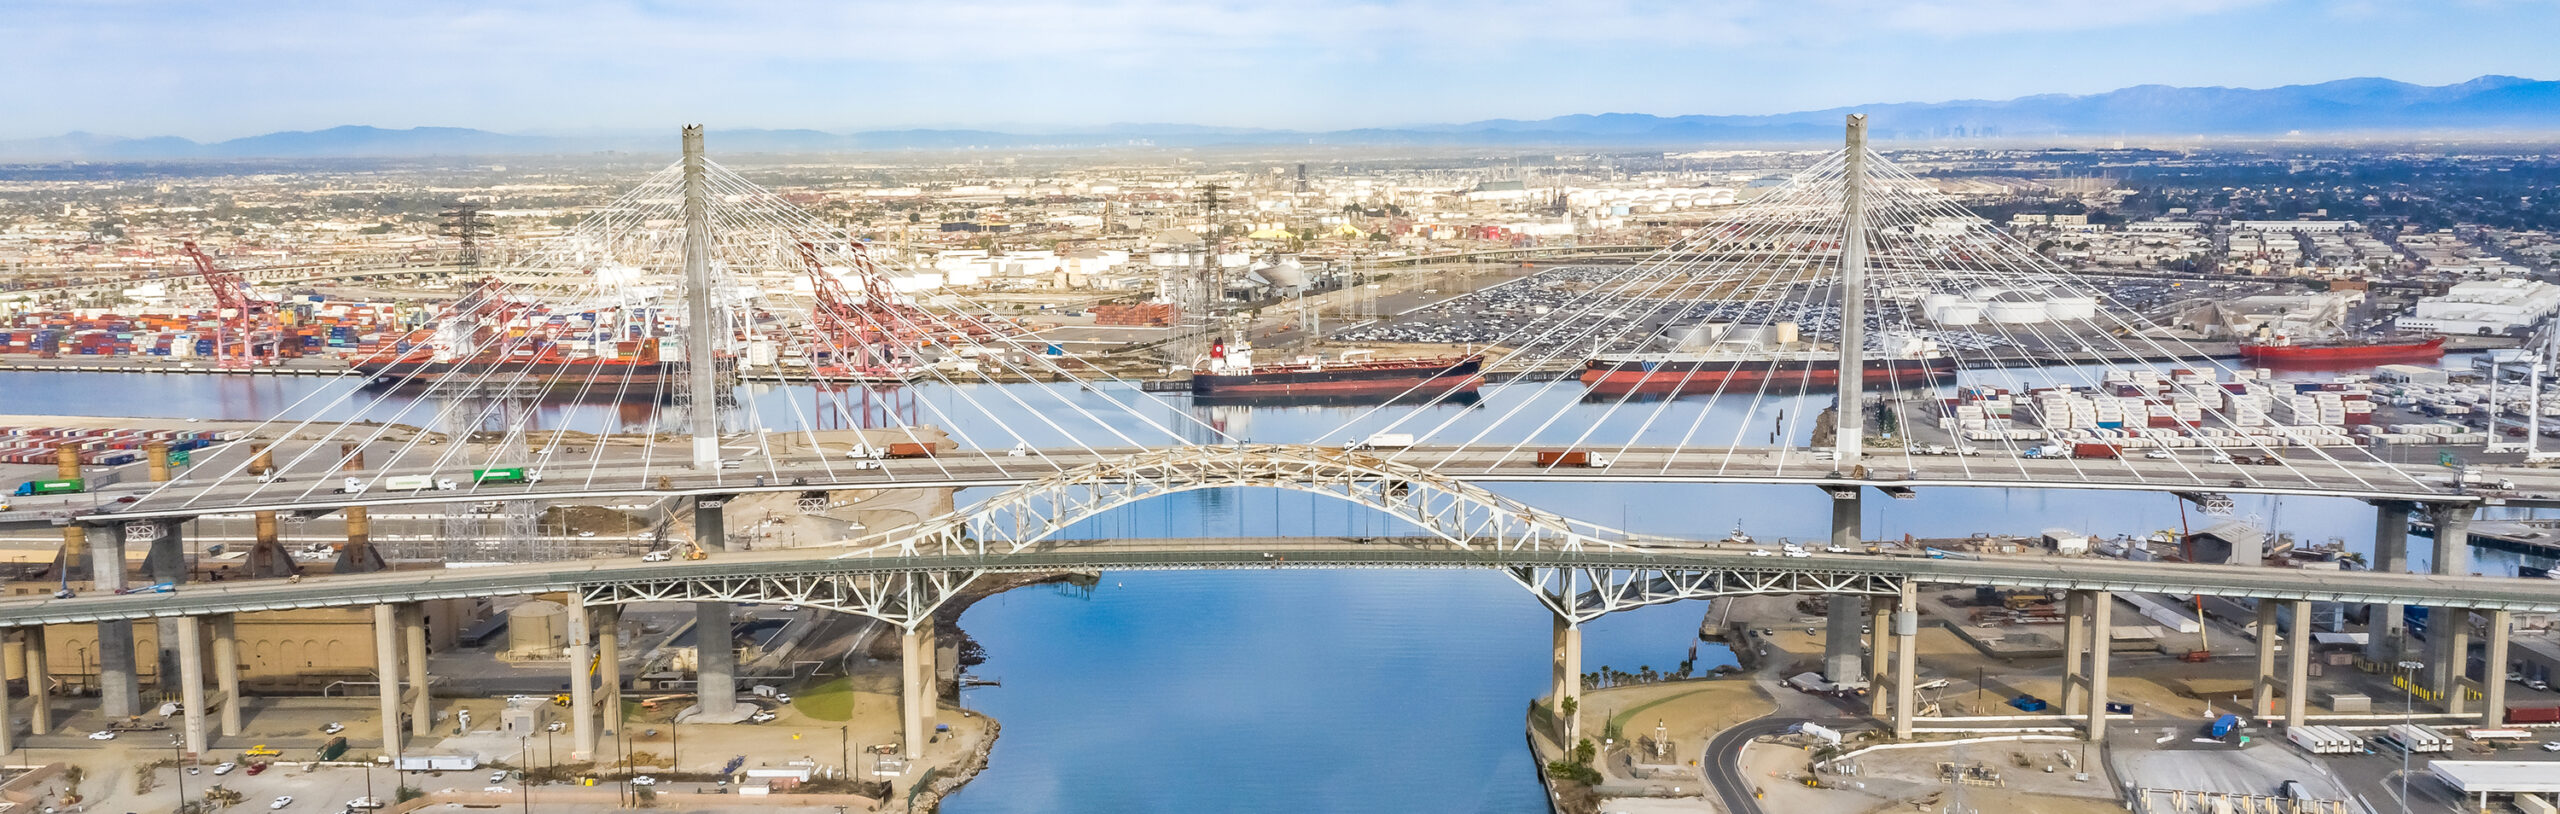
[2428,760,2560,794]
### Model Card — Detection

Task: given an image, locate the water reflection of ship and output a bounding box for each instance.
[1580,322,1954,397]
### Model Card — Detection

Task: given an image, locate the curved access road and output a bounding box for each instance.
[1703,715,1819,814]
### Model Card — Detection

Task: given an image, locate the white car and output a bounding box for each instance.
[1747,549,1774,557]
[2143,450,2171,460]
[641,550,671,563]
[214,762,237,775]
[2544,741,2560,752]
[749,711,777,723]
[1783,549,1812,558]
[87,730,115,741]
[546,721,565,732]
[1824,545,1851,554]
[346,799,384,810]
[629,776,657,787]
[269,796,293,810]
[321,722,345,734]
[490,771,508,784]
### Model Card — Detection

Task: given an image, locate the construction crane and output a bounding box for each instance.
[181,241,275,366]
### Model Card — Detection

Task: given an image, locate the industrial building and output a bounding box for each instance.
[2395,278,2560,336]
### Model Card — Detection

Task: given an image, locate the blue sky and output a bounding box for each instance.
[4,0,2558,140]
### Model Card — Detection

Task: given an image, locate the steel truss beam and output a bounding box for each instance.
[1514,565,1907,624]
[578,569,980,630]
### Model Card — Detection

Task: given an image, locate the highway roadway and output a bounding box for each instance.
[40,441,2501,526]
[1,534,2552,626]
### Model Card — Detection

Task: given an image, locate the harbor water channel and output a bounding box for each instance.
[0,360,2540,813]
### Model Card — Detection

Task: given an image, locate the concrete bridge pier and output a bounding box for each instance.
[137,520,191,690]
[1550,616,1581,744]
[1823,490,1865,684]
[2365,501,2413,666]
[1866,601,1891,719]
[694,603,737,719]
[2283,600,2310,727]
[402,605,430,737]
[566,593,596,761]
[901,622,939,760]
[2482,610,2511,727]
[173,614,208,757]
[1889,582,1919,740]
[2428,503,2474,712]
[211,614,241,737]
[337,446,384,574]
[2251,601,2280,719]
[0,632,14,756]
[596,606,621,735]
[2060,591,2114,740]
[89,528,140,719]
[372,603,404,759]
[22,628,50,734]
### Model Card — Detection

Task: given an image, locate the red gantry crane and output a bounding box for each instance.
[181,241,276,366]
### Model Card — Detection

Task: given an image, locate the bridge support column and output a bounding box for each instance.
[901,624,936,760]
[1823,491,1864,684]
[0,631,13,756]
[695,496,729,552]
[138,521,190,693]
[338,447,383,574]
[91,527,140,719]
[243,511,297,579]
[2252,601,2279,720]
[596,606,621,735]
[566,593,596,761]
[23,628,50,735]
[372,603,403,759]
[2284,599,2310,728]
[2366,501,2412,665]
[2428,502,2474,715]
[54,524,89,584]
[2059,591,2113,740]
[1550,616,1581,744]
[403,605,430,737]
[2061,592,2093,716]
[1867,600,1891,719]
[211,614,241,737]
[2433,610,2471,716]
[1891,582,1918,740]
[694,602,736,718]
[2481,610,2510,728]
[174,614,208,758]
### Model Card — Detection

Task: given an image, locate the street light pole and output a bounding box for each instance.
[2397,659,2424,814]
[171,734,187,813]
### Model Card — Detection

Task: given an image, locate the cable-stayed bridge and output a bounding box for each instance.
[1,118,2549,771]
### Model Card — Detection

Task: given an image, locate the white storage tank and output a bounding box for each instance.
[1986,300,2049,324]
[506,600,569,659]
[2046,295,2100,321]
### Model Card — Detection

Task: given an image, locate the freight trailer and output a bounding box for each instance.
[2381,723,2452,753]
[2507,705,2560,724]
[1533,450,1610,468]
[2284,725,2363,755]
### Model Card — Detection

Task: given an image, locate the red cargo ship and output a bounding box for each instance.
[354,337,667,388]
[2237,335,2445,366]
[1580,347,1958,396]
[1190,339,1483,402]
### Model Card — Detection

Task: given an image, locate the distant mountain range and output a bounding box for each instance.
[10,75,2560,161]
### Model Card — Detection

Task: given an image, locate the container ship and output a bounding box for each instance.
[1190,339,1483,402]
[354,336,668,389]
[2237,335,2445,366]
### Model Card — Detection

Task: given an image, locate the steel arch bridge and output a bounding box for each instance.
[584,445,1916,628]
[853,444,1629,558]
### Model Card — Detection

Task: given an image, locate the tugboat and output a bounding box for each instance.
[1189,338,1483,403]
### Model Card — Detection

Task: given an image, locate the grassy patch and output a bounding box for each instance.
[794,676,857,721]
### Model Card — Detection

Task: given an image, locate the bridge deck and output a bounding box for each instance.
[40,443,2486,525]
[1,537,2549,626]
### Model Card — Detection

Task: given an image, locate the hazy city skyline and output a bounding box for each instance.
[8,0,2560,140]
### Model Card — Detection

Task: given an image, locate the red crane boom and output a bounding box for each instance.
[181,241,273,364]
